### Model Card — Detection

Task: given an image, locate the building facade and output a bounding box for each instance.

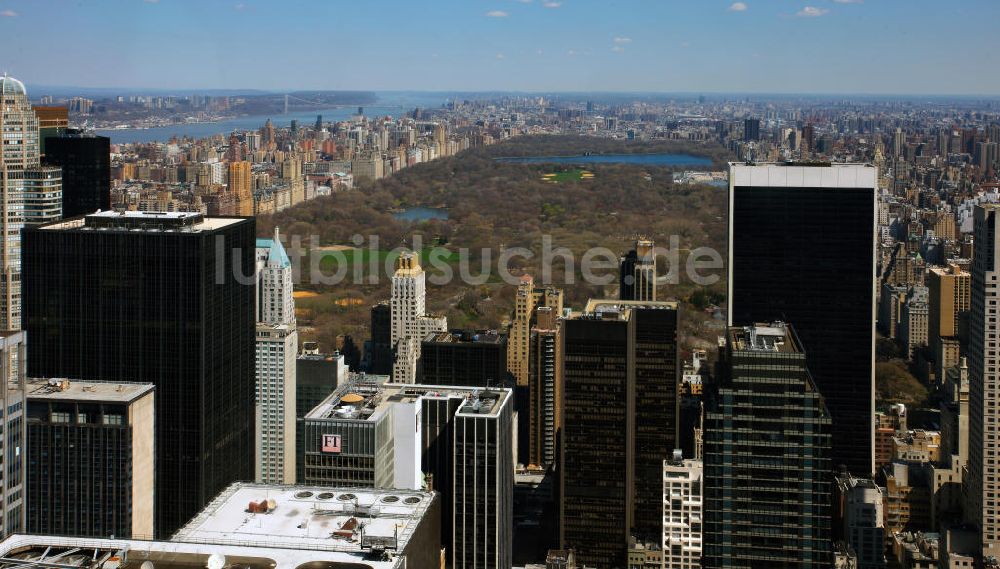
[506,276,563,386]
[43,129,110,218]
[0,332,26,539]
[728,162,877,477]
[390,253,446,383]
[23,211,256,537]
[418,330,508,387]
[702,322,833,568]
[559,300,679,567]
[619,239,657,302]
[255,230,297,485]
[663,453,703,569]
[25,379,154,539]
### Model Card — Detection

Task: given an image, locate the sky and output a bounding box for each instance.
[1,0,998,95]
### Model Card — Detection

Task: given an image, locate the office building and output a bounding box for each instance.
[255,229,297,485]
[295,349,346,481]
[43,129,110,218]
[619,239,657,301]
[25,379,154,539]
[0,482,442,569]
[728,162,877,476]
[390,253,446,383]
[1,75,54,330]
[528,306,562,470]
[662,451,703,569]
[560,300,679,567]
[928,263,970,379]
[0,332,26,539]
[834,474,887,569]
[507,276,563,386]
[418,330,508,387]
[744,118,760,142]
[967,204,1000,559]
[900,285,929,359]
[303,380,513,567]
[23,211,256,537]
[31,105,67,156]
[702,322,833,568]
[20,166,62,225]
[369,301,393,375]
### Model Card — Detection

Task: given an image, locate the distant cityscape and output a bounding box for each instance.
[3,24,1000,569]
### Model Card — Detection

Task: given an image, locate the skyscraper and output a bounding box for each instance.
[26,379,155,539]
[663,451,703,569]
[506,275,563,386]
[228,160,253,217]
[928,263,970,379]
[390,252,446,382]
[744,118,760,142]
[560,300,679,567]
[0,332,26,539]
[1,75,57,330]
[418,330,508,387]
[43,129,110,218]
[967,204,1000,560]
[728,162,877,476]
[528,305,562,470]
[368,301,393,375]
[702,322,832,568]
[619,239,657,301]
[23,211,256,537]
[255,229,298,484]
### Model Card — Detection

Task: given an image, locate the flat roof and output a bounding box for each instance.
[25,379,154,404]
[729,162,877,189]
[307,380,512,421]
[727,322,802,354]
[578,299,679,320]
[39,211,244,232]
[172,483,435,559]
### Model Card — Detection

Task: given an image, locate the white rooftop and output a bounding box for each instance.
[729,162,877,189]
[25,379,154,404]
[173,483,434,555]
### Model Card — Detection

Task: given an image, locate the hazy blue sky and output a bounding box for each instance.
[1,0,998,94]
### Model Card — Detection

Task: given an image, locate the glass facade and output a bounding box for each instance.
[43,132,111,219]
[702,324,833,568]
[22,215,256,537]
[730,181,875,476]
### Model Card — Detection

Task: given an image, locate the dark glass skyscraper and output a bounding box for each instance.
[728,162,876,476]
[43,129,111,218]
[418,330,508,387]
[559,300,679,568]
[744,118,761,142]
[702,322,832,568]
[23,211,256,537]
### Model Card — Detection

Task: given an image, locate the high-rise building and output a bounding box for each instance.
[301,379,513,567]
[560,300,679,567]
[31,105,67,156]
[928,263,970,379]
[418,330,508,387]
[255,229,298,485]
[702,322,833,568]
[728,162,877,476]
[528,306,562,470]
[368,301,393,375]
[1,75,53,330]
[294,348,346,482]
[25,379,155,539]
[619,239,657,301]
[228,160,253,216]
[0,332,26,539]
[20,166,62,226]
[833,474,887,569]
[43,129,110,218]
[390,253,446,383]
[23,211,256,537]
[967,204,1000,559]
[744,118,760,142]
[662,451,703,569]
[506,275,563,386]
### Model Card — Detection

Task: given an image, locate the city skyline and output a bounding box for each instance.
[1,0,999,95]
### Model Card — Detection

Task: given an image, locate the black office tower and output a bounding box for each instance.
[418,330,509,387]
[744,118,761,142]
[368,301,393,375]
[728,162,876,476]
[559,300,679,568]
[702,323,832,568]
[23,211,256,537]
[43,129,111,218]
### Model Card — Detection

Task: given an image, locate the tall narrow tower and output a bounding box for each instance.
[255,228,298,484]
[390,252,446,382]
[967,204,1000,560]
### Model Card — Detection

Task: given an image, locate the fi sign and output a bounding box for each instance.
[322,434,342,453]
